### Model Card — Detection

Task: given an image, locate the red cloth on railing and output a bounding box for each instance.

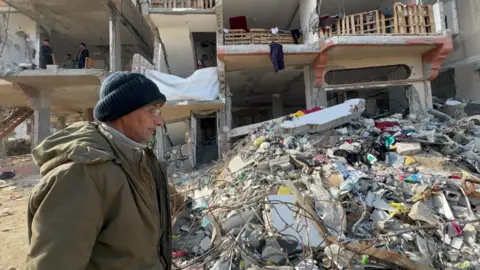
[229,16,249,31]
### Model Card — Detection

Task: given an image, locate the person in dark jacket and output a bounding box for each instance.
[27,72,183,270]
[77,42,90,69]
[39,39,53,69]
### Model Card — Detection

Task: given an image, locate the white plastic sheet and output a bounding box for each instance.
[144,67,219,101]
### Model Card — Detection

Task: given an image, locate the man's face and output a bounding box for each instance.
[80,45,84,49]
[120,103,164,143]
[43,41,49,46]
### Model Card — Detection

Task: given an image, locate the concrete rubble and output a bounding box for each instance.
[170,98,480,269]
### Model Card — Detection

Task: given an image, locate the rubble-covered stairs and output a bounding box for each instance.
[0,107,33,139]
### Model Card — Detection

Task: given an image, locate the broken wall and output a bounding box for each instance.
[0,12,39,76]
[158,27,196,78]
[440,0,480,100]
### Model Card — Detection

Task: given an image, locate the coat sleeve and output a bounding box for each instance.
[168,182,184,215]
[27,163,103,270]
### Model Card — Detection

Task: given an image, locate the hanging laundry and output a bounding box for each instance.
[269,42,284,73]
[290,29,301,44]
[271,27,279,35]
[229,16,249,31]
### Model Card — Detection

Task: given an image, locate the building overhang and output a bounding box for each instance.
[162,100,224,122]
[217,44,321,71]
[0,69,105,114]
[149,13,216,32]
[312,32,454,86]
[5,0,154,58]
[149,8,215,15]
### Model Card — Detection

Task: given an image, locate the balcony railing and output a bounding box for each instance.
[224,29,302,45]
[150,0,215,9]
[319,3,437,38]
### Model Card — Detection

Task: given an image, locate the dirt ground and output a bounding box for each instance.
[0,155,40,270]
[0,186,31,270]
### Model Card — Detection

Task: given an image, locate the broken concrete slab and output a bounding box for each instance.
[264,194,325,248]
[228,99,365,138]
[396,142,422,155]
[269,156,292,172]
[278,99,366,136]
[408,201,441,226]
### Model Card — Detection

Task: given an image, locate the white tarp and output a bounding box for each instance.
[145,67,219,101]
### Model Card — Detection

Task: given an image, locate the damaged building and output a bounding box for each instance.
[0,0,154,155]
[0,0,459,169]
[134,0,455,168]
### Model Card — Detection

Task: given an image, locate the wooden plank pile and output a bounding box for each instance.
[224,28,299,45]
[150,0,215,9]
[319,3,436,38]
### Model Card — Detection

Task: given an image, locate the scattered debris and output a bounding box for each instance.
[0,171,15,180]
[5,139,31,156]
[0,208,13,217]
[169,98,480,269]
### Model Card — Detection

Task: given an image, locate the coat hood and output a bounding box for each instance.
[32,122,116,176]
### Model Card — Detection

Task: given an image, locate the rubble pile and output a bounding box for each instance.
[171,98,480,270]
[165,144,191,174]
[5,139,31,156]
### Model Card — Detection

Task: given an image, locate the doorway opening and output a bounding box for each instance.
[194,114,218,166]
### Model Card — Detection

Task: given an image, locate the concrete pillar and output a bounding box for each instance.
[299,0,320,44]
[154,126,166,160]
[33,23,42,66]
[272,94,284,118]
[32,91,51,146]
[215,0,224,46]
[84,108,94,121]
[408,81,433,115]
[225,85,232,130]
[0,110,6,157]
[154,37,163,72]
[56,115,66,130]
[303,65,327,109]
[109,11,122,72]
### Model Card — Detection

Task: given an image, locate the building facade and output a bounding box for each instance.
[0,0,457,165]
[139,0,453,166]
[0,0,154,155]
[430,0,480,101]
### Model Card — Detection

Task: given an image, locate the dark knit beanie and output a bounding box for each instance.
[94,71,166,122]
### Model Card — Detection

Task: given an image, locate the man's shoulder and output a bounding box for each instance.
[43,159,126,187]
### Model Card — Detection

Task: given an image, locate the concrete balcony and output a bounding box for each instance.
[150,0,215,13]
[318,3,439,38]
[311,3,454,89]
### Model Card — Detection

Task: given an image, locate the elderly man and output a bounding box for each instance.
[27,72,182,269]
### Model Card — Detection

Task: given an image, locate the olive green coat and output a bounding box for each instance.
[27,122,172,270]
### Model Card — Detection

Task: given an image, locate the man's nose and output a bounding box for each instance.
[154,115,164,127]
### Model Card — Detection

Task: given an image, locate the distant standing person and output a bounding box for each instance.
[77,42,90,69]
[39,39,53,69]
[61,54,76,69]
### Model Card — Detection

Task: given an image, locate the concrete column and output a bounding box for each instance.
[84,108,94,121]
[225,85,232,130]
[155,38,163,72]
[215,0,224,46]
[32,91,51,146]
[109,11,122,72]
[155,126,166,160]
[299,0,320,44]
[33,23,42,66]
[272,94,284,118]
[56,115,66,130]
[0,110,6,157]
[303,65,327,109]
[408,81,433,115]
